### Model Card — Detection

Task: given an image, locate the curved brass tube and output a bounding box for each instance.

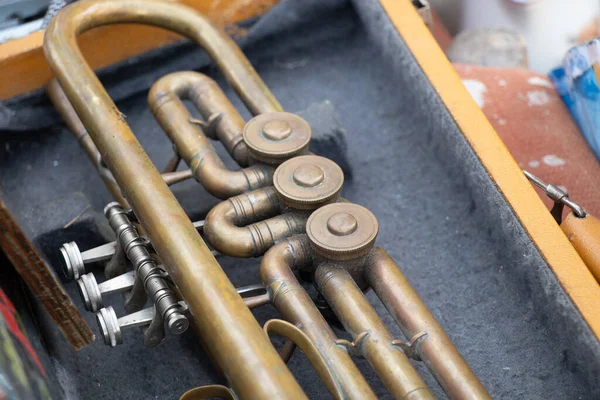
[204,187,306,257]
[365,248,491,400]
[316,265,435,400]
[260,236,378,399]
[149,72,273,199]
[180,385,236,400]
[43,1,305,398]
[263,319,345,400]
[150,71,250,165]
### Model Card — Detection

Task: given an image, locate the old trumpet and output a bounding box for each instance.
[45,0,490,398]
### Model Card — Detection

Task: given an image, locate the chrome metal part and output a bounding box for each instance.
[97,305,151,347]
[77,271,135,312]
[96,306,123,347]
[524,170,587,223]
[104,202,188,336]
[97,301,190,347]
[60,241,119,280]
[60,241,84,280]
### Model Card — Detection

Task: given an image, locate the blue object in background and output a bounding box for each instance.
[550,40,600,160]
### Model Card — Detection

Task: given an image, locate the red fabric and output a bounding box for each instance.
[455,64,600,217]
[0,288,46,378]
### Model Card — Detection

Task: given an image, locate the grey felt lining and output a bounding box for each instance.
[0,0,598,398]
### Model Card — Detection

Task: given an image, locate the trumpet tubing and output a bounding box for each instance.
[45,0,490,399]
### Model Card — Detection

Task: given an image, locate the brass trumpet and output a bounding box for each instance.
[45,0,490,398]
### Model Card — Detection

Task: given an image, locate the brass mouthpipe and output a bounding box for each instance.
[204,187,306,257]
[47,79,194,203]
[260,236,378,399]
[316,265,435,400]
[44,1,305,398]
[149,71,250,166]
[149,72,273,199]
[365,248,491,400]
[47,78,128,206]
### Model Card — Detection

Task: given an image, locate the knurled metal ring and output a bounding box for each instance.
[307,203,379,261]
[243,112,311,165]
[274,155,344,210]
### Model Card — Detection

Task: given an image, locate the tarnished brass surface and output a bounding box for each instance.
[45,0,491,398]
[180,385,236,400]
[151,71,250,165]
[317,265,435,400]
[366,248,492,399]
[307,203,379,260]
[204,187,306,257]
[243,112,311,164]
[260,236,378,399]
[47,79,128,206]
[263,319,345,399]
[274,155,344,210]
[47,79,195,203]
[43,1,306,398]
[148,71,273,198]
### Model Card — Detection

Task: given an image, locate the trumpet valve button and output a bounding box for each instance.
[293,164,324,187]
[327,212,358,236]
[262,119,292,140]
[243,112,311,165]
[307,203,378,261]
[96,306,122,347]
[59,241,84,280]
[77,273,103,312]
[274,155,343,210]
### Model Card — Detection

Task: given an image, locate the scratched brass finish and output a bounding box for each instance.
[204,186,307,257]
[44,1,305,398]
[365,248,491,399]
[47,79,195,205]
[260,236,378,399]
[148,71,273,199]
[150,71,251,166]
[47,79,128,206]
[243,112,311,164]
[274,155,344,210]
[45,0,491,399]
[317,265,435,399]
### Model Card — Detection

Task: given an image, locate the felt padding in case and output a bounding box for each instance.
[0,0,598,398]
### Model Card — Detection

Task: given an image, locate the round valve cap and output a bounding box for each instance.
[274,155,344,210]
[307,203,379,260]
[243,112,311,164]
